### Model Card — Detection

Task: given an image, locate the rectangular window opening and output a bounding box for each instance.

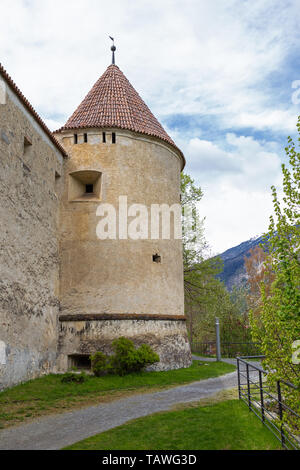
[102,132,106,143]
[112,132,116,144]
[68,354,91,370]
[84,133,88,143]
[74,134,78,144]
[85,184,94,194]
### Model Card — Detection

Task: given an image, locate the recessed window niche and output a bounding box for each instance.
[68,354,91,370]
[68,170,102,202]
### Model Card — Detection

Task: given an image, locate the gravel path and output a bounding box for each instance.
[0,370,237,450]
[192,354,237,365]
[192,355,262,369]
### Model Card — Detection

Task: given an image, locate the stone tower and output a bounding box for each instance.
[54,61,192,371]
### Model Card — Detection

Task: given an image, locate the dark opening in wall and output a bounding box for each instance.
[153,253,161,263]
[68,354,91,370]
[102,132,106,143]
[85,184,94,194]
[112,132,116,144]
[23,136,32,155]
[74,134,78,144]
[84,133,88,143]
[55,171,61,193]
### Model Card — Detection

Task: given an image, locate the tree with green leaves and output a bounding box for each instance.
[181,173,228,343]
[250,119,300,434]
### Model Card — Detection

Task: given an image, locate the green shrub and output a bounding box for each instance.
[90,351,111,377]
[110,337,160,376]
[89,338,160,377]
[137,343,160,365]
[60,372,87,384]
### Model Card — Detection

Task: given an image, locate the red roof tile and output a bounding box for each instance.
[0,62,68,158]
[55,65,184,167]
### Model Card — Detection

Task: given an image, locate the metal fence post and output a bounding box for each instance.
[246,362,251,411]
[237,358,241,399]
[215,317,221,361]
[235,357,299,450]
[259,370,264,422]
[277,381,285,447]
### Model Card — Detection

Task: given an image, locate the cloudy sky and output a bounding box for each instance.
[1,0,300,254]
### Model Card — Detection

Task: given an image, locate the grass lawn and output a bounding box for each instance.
[64,396,281,450]
[0,360,235,429]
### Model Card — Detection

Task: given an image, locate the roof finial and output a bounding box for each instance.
[109,36,116,65]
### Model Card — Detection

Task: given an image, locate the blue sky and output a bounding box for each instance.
[1,0,300,253]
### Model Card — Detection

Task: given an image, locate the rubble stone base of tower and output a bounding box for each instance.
[57,318,192,372]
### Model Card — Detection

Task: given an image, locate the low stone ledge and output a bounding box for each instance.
[59,313,186,322]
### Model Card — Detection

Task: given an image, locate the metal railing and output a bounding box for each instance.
[237,356,300,450]
[192,341,260,358]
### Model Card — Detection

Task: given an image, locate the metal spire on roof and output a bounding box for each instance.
[109,36,116,65]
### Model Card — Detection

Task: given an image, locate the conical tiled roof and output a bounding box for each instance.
[55,65,184,166]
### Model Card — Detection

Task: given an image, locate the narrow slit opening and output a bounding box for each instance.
[23,136,32,155]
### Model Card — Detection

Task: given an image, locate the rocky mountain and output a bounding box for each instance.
[217,235,265,290]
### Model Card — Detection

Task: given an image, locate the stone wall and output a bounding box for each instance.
[56,128,185,317]
[58,317,192,371]
[0,74,64,389]
[55,128,191,371]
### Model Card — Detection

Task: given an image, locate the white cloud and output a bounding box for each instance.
[200,187,275,255]
[186,138,240,175]
[44,118,64,131]
[183,133,283,253]
[228,110,298,133]
[1,0,300,131]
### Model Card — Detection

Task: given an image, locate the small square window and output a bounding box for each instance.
[112,132,116,144]
[85,184,94,194]
[84,133,88,143]
[74,134,78,144]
